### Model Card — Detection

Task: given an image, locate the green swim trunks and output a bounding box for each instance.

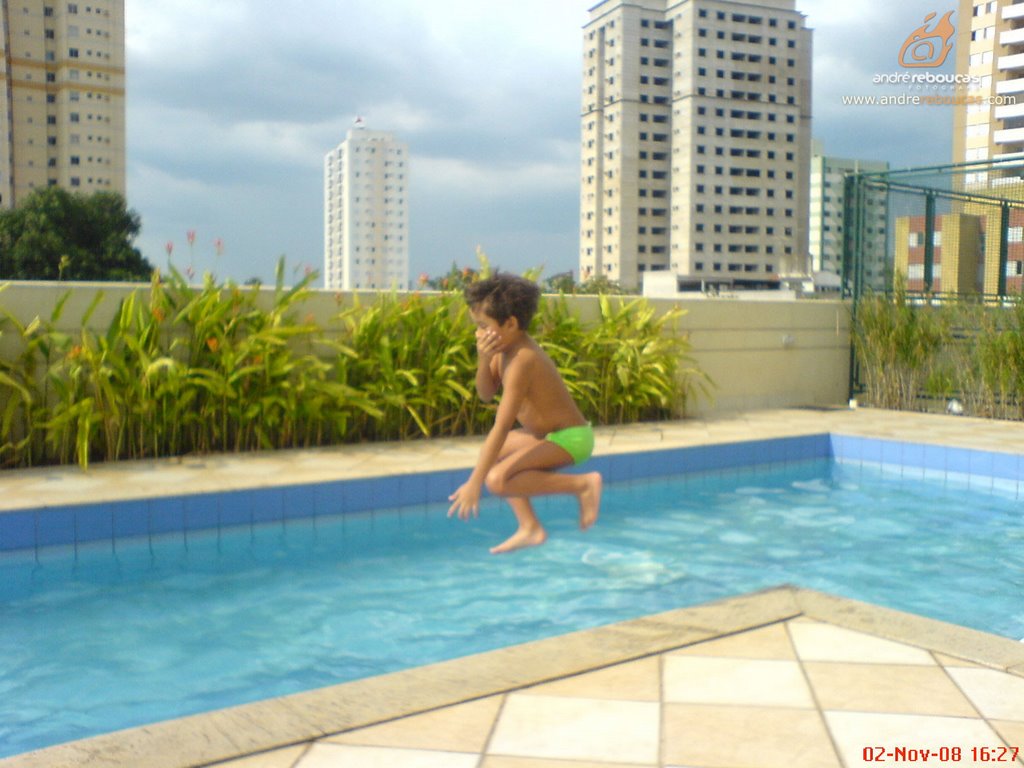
[546,423,595,465]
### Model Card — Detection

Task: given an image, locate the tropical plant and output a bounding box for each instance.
[0,262,711,469]
[852,276,945,410]
[333,291,483,441]
[578,295,710,422]
[853,278,1024,420]
[974,299,1024,420]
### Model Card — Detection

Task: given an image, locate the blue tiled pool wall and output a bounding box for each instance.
[830,434,1024,495]
[2,433,1021,554]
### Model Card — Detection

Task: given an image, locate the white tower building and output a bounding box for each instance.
[324,121,409,290]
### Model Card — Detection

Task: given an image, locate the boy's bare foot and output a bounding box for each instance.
[578,472,602,530]
[490,525,547,555]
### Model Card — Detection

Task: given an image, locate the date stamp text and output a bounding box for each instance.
[862,745,1021,763]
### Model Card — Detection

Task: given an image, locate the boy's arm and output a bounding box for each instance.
[474,328,501,402]
[448,355,528,519]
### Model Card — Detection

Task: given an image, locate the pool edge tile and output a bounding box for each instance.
[794,588,1024,673]
[0,511,36,551]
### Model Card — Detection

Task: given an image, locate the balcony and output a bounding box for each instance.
[994,126,1024,143]
[995,102,1024,119]
[1000,26,1024,46]
[997,52,1024,70]
[1003,2,1024,20]
[996,76,1024,95]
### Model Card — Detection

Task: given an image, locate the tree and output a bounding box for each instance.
[0,187,153,281]
[575,274,624,295]
[542,271,576,293]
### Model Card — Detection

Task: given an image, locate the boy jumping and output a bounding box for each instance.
[447,273,602,554]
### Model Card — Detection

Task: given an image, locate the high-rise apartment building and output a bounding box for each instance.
[953,0,1024,176]
[948,0,1024,295]
[323,123,409,290]
[809,145,888,290]
[579,0,812,293]
[0,0,125,207]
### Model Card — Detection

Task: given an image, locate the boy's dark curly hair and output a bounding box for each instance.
[464,272,540,330]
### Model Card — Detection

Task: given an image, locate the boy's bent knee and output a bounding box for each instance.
[485,466,509,496]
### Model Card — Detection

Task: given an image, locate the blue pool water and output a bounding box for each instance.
[2,457,1024,758]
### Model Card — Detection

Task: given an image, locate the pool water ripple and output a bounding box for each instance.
[3,458,1024,758]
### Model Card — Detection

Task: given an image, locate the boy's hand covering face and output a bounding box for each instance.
[475,327,502,357]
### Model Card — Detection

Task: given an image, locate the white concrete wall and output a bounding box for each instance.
[0,282,851,417]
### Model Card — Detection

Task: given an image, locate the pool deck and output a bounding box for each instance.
[2,408,1024,768]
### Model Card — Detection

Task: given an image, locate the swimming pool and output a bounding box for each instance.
[1,433,1023,758]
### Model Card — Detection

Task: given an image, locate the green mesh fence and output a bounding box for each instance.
[843,156,1024,302]
[843,157,1024,413]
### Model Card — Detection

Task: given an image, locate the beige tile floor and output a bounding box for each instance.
[209,612,1024,768]
[3,408,1024,768]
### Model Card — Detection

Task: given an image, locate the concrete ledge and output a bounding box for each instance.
[795,587,1024,674]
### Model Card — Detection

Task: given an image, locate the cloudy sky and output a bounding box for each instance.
[125,0,959,285]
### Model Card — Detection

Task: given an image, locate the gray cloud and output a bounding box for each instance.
[127,1,960,285]
[798,0,957,167]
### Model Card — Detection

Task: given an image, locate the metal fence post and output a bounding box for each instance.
[999,202,1009,299]
[923,192,935,293]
